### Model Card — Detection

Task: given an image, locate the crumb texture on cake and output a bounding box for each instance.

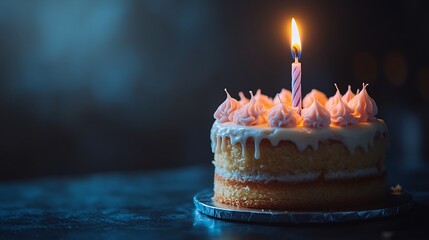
[214,173,386,210]
[214,136,387,177]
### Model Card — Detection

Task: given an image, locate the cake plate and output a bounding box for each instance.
[193,189,413,224]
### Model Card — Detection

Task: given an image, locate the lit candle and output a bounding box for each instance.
[291,18,302,115]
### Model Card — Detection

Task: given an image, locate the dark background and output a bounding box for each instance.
[1,0,428,181]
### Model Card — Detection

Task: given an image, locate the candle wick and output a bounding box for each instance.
[293,46,299,62]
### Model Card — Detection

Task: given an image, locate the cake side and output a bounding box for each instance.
[211,120,388,210]
[211,120,388,159]
[213,134,387,180]
[214,173,386,210]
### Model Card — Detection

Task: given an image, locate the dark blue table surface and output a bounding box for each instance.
[1,165,428,239]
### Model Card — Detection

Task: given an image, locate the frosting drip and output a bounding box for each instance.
[329,95,357,126]
[347,84,378,122]
[213,89,241,123]
[210,120,388,159]
[267,98,300,128]
[302,96,331,128]
[342,85,355,103]
[232,92,267,126]
[303,89,328,108]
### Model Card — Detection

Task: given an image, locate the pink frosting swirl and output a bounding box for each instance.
[303,89,328,108]
[329,94,357,126]
[273,88,292,106]
[347,84,378,122]
[233,91,267,126]
[325,84,342,111]
[213,89,241,123]
[267,95,300,128]
[254,89,273,108]
[341,85,355,103]
[302,95,331,128]
[238,91,249,105]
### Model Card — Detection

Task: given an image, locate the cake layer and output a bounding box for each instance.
[214,137,387,176]
[215,166,383,183]
[214,173,386,210]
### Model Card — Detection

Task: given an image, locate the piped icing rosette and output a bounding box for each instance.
[232,91,267,126]
[325,84,342,111]
[267,95,300,128]
[328,94,357,126]
[302,95,331,128]
[238,91,249,105]
[303,89,328,108]
[213,89,241,123]
[347,84,378,122]
[342,85,355,103]
[254,89,273,108]
[273,88,292,106]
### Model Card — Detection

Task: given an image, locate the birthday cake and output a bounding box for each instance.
[211,85,388,210]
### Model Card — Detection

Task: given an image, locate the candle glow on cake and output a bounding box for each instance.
[273,88,292,105]
[267,95,300,128]
[347,84,378,122]
[254,89,274,108]
[232,91,267,126]
[301,94,331,128]
[302,89,328,108]
[238,91,249,105]
[342,85,356,103]
[325,84,343,110]
[329,94,357,126]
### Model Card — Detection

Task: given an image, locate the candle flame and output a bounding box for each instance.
[291,18,302,60]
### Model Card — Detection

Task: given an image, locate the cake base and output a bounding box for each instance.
[194,189,413,224]
[214,173,386,211]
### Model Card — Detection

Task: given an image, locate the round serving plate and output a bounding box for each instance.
[193,189,412,224]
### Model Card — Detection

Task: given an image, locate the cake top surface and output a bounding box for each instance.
[211,84,386,159]
[213,84,379,129]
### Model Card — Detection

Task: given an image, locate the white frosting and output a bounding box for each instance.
[211,120,387,159]
[215,167,384,183]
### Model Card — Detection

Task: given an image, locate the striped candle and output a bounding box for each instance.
[291,58,302,114]
[291,18,302,115]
